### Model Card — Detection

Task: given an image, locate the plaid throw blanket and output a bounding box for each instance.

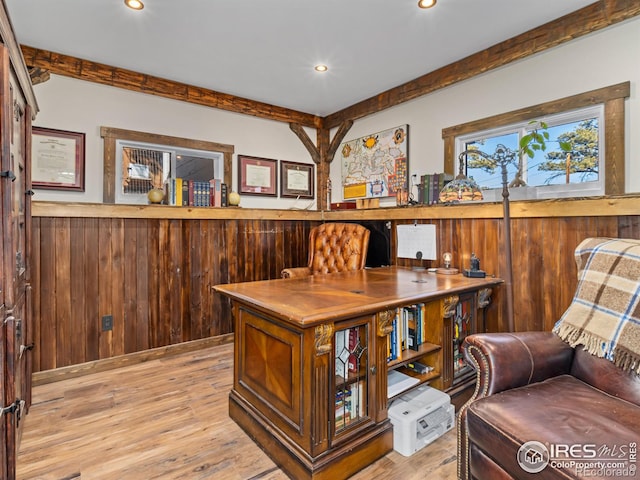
[553,237,640,374]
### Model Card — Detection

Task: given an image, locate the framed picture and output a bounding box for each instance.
[238,155,277,196]
[280,160,314,199]
[32,127,85,191]
[339,124,408,200]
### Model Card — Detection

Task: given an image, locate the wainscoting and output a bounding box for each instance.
[30,199,640,374]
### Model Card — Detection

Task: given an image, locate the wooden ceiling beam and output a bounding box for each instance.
[20,45,322,129]
[324,0,640,129]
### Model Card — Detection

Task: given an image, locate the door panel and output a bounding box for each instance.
[0,40,34,479]
[0,306,8,480]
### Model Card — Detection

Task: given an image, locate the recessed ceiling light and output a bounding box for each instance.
[125,0,144,10]
[418,0,436,8]
[314,64,328,73]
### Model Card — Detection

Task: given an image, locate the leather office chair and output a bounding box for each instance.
[281,223,370,278]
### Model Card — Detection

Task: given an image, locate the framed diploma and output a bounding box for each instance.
[280,160,314,199]
[238,155,277,196]
[32,127,85,191]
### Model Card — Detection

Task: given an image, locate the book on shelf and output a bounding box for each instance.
[404,305,419,351]
[210,178,221,206]
[181,179,189,206]
[174,178,183,206]
[221,182,228,206]
[388,316,398,362]
[351,380,364,418]
[419,303,426,344]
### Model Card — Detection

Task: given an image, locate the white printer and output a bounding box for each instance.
[388,384,455,456]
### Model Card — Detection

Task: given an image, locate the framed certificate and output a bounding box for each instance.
[32,127,85,191]
[280,160,314,198]
[238,155,277,196]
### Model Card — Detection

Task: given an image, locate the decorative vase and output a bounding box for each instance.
[147,188,165,204]
[228,191,241,206]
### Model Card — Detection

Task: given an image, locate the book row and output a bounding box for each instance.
[387,304,429,363]
[335,380,364,430]
[418,173,454,205]
[164,178,228,207]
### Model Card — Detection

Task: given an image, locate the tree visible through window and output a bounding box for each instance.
[539,119,598,185]
[458,106,603,200]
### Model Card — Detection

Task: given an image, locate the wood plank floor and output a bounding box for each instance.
[17,343,457,479]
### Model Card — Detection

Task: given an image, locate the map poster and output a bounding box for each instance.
[340,124,408,200]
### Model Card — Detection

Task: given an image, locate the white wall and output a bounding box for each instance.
[32,16,639,208]
[32,78,315,209]
[330,16,640,206]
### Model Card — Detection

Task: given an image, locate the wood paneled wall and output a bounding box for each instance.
[31,217,316,372]
[30,213,640,374]
[392,215,637,333]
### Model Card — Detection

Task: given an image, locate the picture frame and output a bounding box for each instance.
[339,124,408,200]
[238,155,277,196]
[31,127,85,191]
[280,160,314,199]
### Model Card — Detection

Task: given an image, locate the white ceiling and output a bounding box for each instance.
[6,0,595,117]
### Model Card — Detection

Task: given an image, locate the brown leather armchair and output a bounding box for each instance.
[458,238,640,480]
[281,222,370,278]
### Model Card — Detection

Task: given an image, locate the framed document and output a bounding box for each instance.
[32,127,85,191]
[238,155,277,196]
[280,160,314,199]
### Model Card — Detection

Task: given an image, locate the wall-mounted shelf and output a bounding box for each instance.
[33,195,640,221]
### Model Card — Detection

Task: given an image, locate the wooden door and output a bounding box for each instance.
[0,42,33,478]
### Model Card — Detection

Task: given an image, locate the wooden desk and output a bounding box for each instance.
[214,266,502,480]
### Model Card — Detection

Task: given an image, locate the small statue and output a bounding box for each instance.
[470,253,480,271]
[464,253,485,278]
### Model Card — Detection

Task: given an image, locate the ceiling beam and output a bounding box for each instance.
[324,0,640,129]
[20,45,322,129]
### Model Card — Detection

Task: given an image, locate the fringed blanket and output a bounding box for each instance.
[553,237,640,374]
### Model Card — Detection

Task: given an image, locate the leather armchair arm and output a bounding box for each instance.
[457,332,574,480]
[463,331,574,398]
[281,267,312,279]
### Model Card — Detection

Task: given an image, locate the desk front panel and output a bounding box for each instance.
[236,306,305,439]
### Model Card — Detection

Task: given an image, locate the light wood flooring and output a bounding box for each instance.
[17,343,457,479]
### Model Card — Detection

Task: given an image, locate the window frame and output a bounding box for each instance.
[456,105,605,201]
[115,141,225,204]
[101,126,234,204]
[442,82,630,198]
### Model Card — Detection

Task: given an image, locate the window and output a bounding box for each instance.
[457,106,604,201]
[116,141,223,204]
[101,127,233,204]
[441,82,629,200]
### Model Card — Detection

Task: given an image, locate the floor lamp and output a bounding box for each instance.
[494,146,515,333]
[454,146,515,332]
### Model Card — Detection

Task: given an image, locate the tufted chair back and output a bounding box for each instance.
[281,223,370,278]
